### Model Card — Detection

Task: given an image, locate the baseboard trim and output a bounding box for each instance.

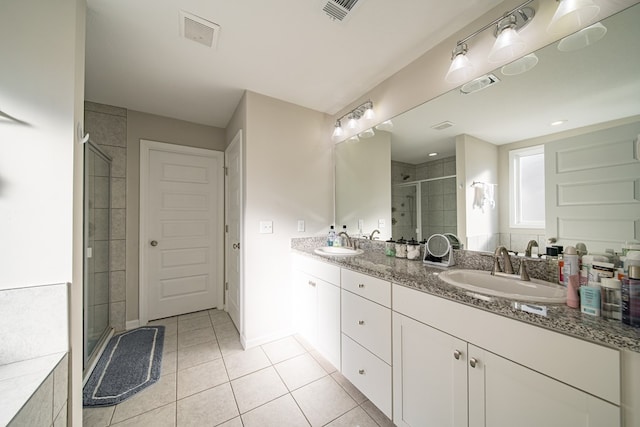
[126,319,141,330]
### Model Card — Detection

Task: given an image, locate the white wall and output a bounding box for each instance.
[335,133,392,239]
[456,134,499,251]
[241,91,333,347]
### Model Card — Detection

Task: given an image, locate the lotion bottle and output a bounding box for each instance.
[564,246,580,308]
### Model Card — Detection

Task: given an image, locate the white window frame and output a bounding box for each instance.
[509,145,545,229]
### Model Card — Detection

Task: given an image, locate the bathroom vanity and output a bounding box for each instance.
[291,238,640,427]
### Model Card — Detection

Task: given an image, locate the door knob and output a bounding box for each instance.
[150,240,158,247]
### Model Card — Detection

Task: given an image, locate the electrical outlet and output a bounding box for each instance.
[297,220,305,232]
[259,221,273,234]
[378,219,386,228]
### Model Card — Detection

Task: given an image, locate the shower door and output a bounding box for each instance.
[84,142,112,369]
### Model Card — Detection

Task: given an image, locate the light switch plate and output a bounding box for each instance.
[259,221,273,234]
[297,220,305,232]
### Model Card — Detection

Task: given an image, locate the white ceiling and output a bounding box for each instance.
[389,3,640,164]
[84,0,504,128]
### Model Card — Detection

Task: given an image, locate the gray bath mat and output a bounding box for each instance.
[83,326,164,407]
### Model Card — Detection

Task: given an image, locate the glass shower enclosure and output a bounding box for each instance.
[83,142,113,371]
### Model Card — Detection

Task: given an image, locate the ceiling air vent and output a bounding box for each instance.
[323,0,361,21]
[431,121,454,131]
[179,10,220,49]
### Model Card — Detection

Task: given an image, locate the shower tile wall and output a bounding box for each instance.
[391,156,457,241]
[85,102,127,332]
[391,161,417,240]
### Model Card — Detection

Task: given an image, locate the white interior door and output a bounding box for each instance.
[140,140,224,322]
[225,131,243,333]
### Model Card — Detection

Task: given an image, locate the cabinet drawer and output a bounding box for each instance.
[341,268,391,307]
[292,253,340,284]
[342,334,392,419]
[342,289,391,364]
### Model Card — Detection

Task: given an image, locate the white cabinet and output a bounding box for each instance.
[292,255,341,369]
[393,284,622,427]
[340,269,392,418]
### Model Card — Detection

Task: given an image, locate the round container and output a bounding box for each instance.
[395,238,407,259]
[385,239,396,257]
[407,239,420,260]
[600,278,621,321]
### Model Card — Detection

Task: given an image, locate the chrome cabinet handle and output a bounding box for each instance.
[358,283,365,288]
[358,369,365,375]
[453,350,462,360]
[150,240,158,247]
[358,320,365,325]
[469,358,478,368]
[232,243,241,249]
[308,280,316,287]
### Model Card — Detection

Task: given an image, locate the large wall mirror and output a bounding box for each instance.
[335,2,640,253]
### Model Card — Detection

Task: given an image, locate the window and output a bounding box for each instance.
[509,145,545,228]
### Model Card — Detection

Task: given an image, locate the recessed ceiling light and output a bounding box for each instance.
[428,152,438,157]
[550,120,567,126]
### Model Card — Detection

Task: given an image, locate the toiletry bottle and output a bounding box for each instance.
[622,265,640,327]
[601,278,621,321]
[327,226,336,247]
[341,225,348,247]
[580,283,601,316]
[564,246,580,308]
[333,226,342,247]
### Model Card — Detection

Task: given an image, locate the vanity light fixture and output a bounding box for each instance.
[501,53,538,76]
[359,128,375,139]
[331,100,375,140]
[375,120,394,132]
[547,0,600,36]
[444,0,535,82]
[557,22,607,51]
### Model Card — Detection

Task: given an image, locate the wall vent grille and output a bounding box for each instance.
[323,0,361,21]
[179,10,220,49]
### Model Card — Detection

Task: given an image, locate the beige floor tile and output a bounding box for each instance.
[291,376,357,427]
[324,406,378,427]
[231,367,288,414]
[241,394,310,427]
[178,310,210,321]
[177,340,222,371]
[308,349,338,374]
[209,309,232,326]
[110,403,176,427]
[223,346,271,380]
[177,358,229,400]
[163,333,178,355]
[177,315,213,333]
[331,371,367,404]
[177,326,216,349]
[149,317,178,336]
[83,405,115,427]
[162,351,178,375]
[216,416,243,427]
[361,400,394,427]
[213,321,240,341]
[111,372,177,424]
[275,353,327,391]
[177,382,239,427]
[262,336,306,364]
[218,335,244,357]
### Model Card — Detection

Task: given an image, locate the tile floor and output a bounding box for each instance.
[83,309,394,427]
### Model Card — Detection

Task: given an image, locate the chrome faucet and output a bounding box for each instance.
[369,229,381,240]
[338,231,354,249]
[491,246,514,275]
[525,240,539,257]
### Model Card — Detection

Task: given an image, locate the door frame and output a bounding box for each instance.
[224,130,244,335]
[139,139,224,325]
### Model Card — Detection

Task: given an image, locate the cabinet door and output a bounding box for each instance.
[293,270,317,345]
[392,313,468,427]
[468,345,621,427]
[316,279,341,369]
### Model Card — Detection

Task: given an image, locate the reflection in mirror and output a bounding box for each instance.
[335,3,640,253]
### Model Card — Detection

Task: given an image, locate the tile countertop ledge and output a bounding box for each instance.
[291,238,640,354]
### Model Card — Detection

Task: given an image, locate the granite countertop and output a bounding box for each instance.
[292,237,640,353]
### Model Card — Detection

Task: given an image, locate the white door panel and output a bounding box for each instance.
[225,131,243,334]
[141,140,224,321]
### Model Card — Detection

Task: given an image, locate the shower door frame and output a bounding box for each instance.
[83,141,114,373]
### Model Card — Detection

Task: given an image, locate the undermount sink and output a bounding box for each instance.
[314,246,364,257]
[439,269,567,303]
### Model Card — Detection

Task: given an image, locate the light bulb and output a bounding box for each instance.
[359,128,375,139]
[375,120,394,132]
[363,103,375,120]
[347,115,358,130]
[488,24,525,63]
[445,47,474,84]
[332,121,343,139]
[548,0,600,36]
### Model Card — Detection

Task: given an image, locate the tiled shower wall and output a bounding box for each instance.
[391,156,457,241]
[84,102,127,332]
